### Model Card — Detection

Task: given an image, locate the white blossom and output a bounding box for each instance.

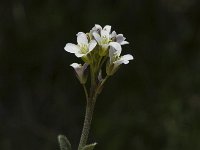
[89,25,112,56]
[106,42,133,75]
[113,54,133,66]
[110,31,129,45]
[109,44,133,66]
[92,25,111,45]
[64,32,97,58]
[64,24,134,77]
[90,24,102,34]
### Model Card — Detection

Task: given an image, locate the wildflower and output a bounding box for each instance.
[106,43,133,75]
[90,24,103,34]
[91,24,112,56]
[110,31,129,45]
[61,24,134,150]
[64,32,97,61]
[64,24,134,76]
[70,63,88,84]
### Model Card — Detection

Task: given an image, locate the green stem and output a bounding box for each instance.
[78,64,109,150]
[78,96,97,150]
[78,66,97,150]
[82,84,89,102]
[100,75,109,87]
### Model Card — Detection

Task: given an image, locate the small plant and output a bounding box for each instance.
[58,24,134,150]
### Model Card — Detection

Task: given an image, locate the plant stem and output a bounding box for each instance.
[82,84,89,102]
[78,66,97,150]
[100,75,109,87]
[78,95,97,150]
[78,66,109,150]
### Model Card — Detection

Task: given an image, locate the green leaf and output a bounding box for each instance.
[58,134,71,150]
[82,143,97,150]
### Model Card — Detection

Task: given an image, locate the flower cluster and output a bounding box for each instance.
[64,24,133,84]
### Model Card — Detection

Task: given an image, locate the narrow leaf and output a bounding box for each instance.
[82,143,97,150]
[58,134,71,150]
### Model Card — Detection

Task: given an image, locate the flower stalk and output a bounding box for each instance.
[58,24,134,150]
[79,67,105,149]
[78,92,96,150]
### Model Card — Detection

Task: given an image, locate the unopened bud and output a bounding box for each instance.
[70,63,88,84]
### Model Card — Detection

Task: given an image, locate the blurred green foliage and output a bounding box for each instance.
[0,0,200,150]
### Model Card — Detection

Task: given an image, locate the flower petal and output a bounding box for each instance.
[101,30,110,39]
[113,59,124,66]
[75,52,85,58]
[93,24,102,31]
[77,32,88,45]
[121,54,134,62]
[70,63,81,69]
[109,46,116,59]
[109,42,122,56]
[90,24,102,35]
[110,31,117,39]
[101,25,111,39]
[64,43,80,53]
[121,41,129,45]
[114,54,134,65]
[116,34,126,43]
[88,40,97,52]
[93,32,101,43]
[103,25,111,33]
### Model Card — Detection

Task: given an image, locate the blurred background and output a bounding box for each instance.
[0,0,200,150]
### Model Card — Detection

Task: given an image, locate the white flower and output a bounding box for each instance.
[90,24,112,56]
[109,42,122,56]
[109,44,133,66]
[106,42,133,75]
[92,25,111,45]
[70,63,88,84]
[90,24,102,34]
[110,31,129,45]
[64,32,97,58]
[113,54,133,65]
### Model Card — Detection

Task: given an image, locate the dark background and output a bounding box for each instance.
[0,0,200,150]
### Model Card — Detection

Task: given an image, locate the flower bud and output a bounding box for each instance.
[70,63,88,84]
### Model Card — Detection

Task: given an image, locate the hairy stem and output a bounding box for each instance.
[78,66,97,150]
[78,95,97,150]
[78,66,109,150]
